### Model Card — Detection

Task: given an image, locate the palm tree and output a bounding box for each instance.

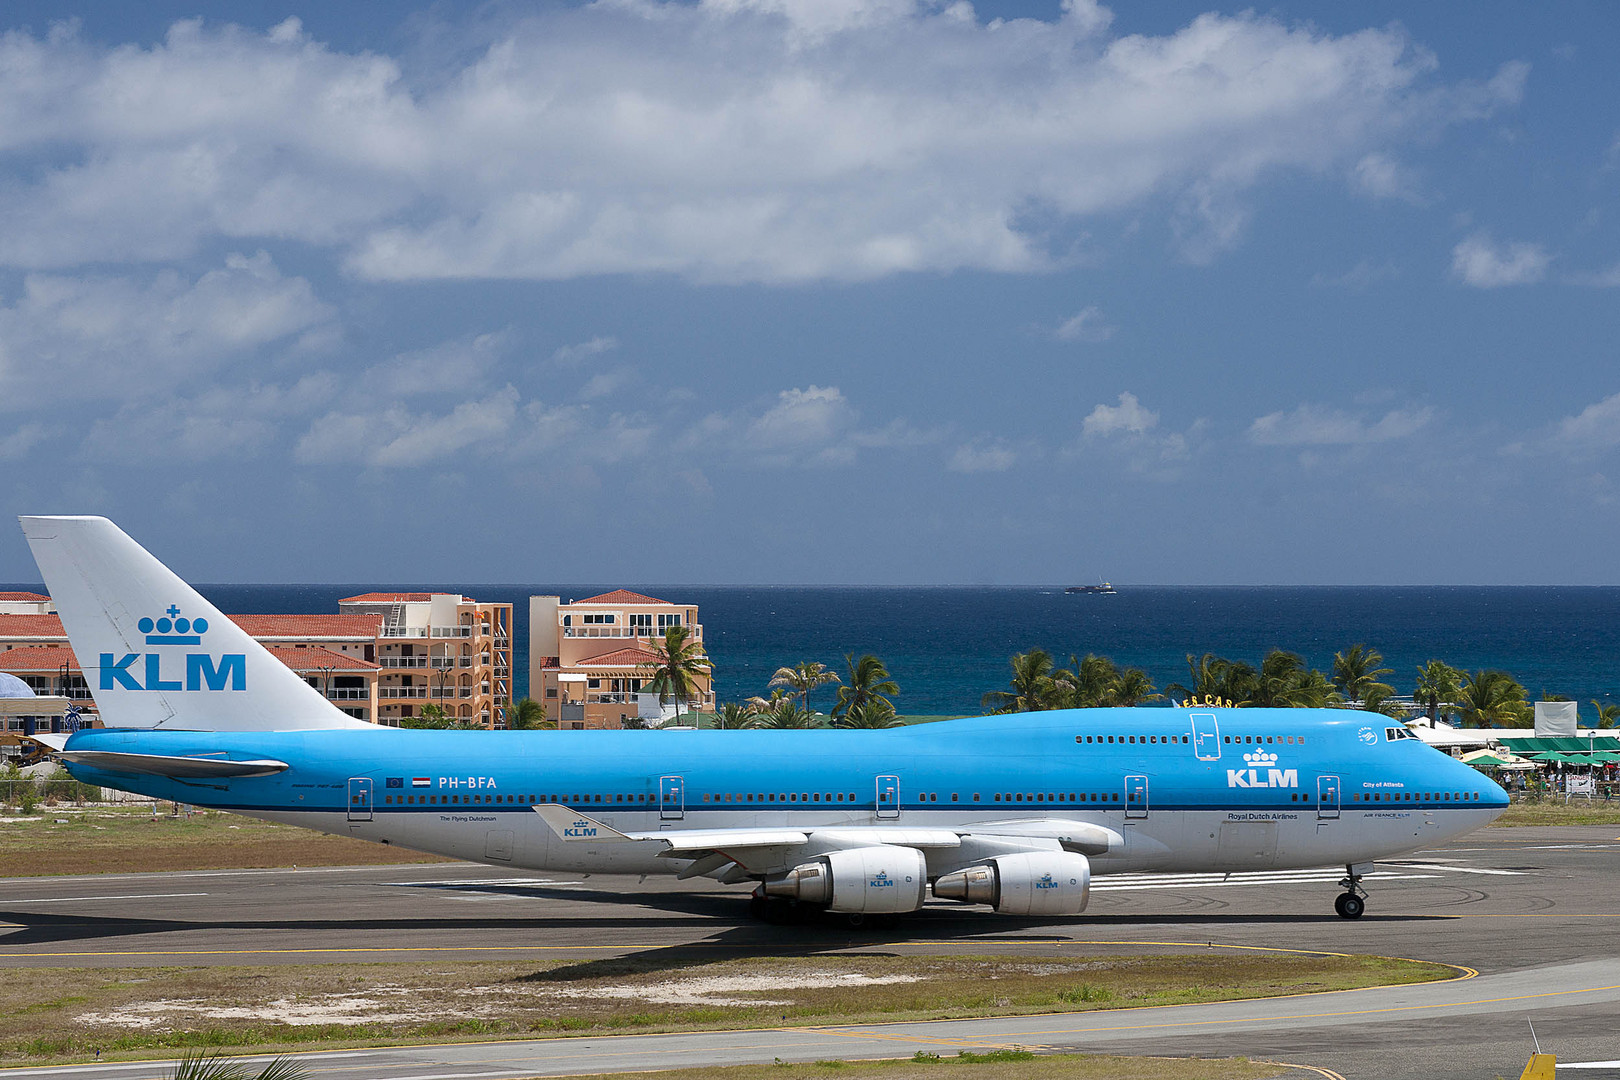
[1249,650,1338,708]
[1056,654,1120,709]
[506,697,551,730]
[1413,661,1465,722]
[715,702,752,730]
[1109,667,1163,707]
[1591,700,1620,729]
[769,661,840,713]
[1332,644,1394,706]
[640,624,711,724]
[835,699,904,728]
[982,649,1059,714]
[1360,682,1410,719]
[1454,670,1532,728]
[832,653,900,719]
[171,1050,307,1080]
[747,700,825,729]
[1166,653,1256,707]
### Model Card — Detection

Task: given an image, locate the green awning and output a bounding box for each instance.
[1500,736,1620,755]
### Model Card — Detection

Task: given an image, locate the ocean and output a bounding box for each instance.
[18,584,1612,718]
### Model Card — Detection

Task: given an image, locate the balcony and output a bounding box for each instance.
[378,657,429,668]
[431,688,474,699]
[324,688,370,701]
[380,626,475,639]
[431,657,473,669]
[563,625,703,640]
[379,686,429,699]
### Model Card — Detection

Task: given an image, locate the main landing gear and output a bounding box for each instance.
[1334,864,1369,919]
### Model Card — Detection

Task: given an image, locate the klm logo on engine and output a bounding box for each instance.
[869,870,895,888]
[1035,872,1057,890]
[99,605,245,692]
[564,820,598,838]
[1227,750,1298,789]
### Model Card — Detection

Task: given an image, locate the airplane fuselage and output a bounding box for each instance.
[61,708,1507,880]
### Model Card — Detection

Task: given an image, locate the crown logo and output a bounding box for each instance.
[138,604,209,645]
[1242,750,1279,767]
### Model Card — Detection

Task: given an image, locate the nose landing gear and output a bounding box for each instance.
[1334,863,1370,919]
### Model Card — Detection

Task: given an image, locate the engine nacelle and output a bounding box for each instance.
[764,845,928,913]
[933,851,1091,915]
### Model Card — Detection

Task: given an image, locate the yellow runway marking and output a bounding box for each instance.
[1254,1061,1348,1080]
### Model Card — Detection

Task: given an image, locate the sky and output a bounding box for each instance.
[0,0,1617,586]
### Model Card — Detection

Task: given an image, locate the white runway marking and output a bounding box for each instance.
[3,893,208,904]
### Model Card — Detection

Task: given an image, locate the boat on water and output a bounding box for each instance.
[1065,582,1117,595]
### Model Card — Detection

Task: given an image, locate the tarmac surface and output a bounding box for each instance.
[3,824,1620,1080]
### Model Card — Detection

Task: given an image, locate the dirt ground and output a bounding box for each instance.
[0,952,1449,1062]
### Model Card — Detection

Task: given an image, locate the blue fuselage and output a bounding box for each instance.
[61,708,1506,878]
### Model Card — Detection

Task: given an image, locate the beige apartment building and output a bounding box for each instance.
[338,593,513,728]
[529,590,713,729]
[0,593,513,728]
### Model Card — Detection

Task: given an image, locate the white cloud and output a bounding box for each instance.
[0,424,48,461]
[578,368,637,400]
[745,385,856,464]
[294,387,520,467]
[552,336,620,364]
[948,437,1016,473]
[0,9,1523,283]
[0,253,334,410]
[1451,233,1551,287]
[364,332,508,397]
[1248,404,1433,446]
[1082,391,1158,437]
[1055,305,1114,343]
[1350,152,1419,201]
[1551,392,1620,452]
[79,374,339,463]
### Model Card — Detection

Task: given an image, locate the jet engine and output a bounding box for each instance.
[763,845,928,913]
[932,851,1091,915]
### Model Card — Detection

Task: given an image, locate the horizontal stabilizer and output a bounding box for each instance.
[22,733,69,752]
[532,804,637,842]
[58,750,290,778]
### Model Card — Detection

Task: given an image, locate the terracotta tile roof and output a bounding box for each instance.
[0,645,82,672]
[572,646,667,668]
[263,646,379,672]
[536,656,559,668]
[0,592,50,603]
[0,615,66,639]
[339,592,434,603]
[572,589,671,606]
[229,614,384,638]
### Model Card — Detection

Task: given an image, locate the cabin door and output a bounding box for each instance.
[347,777,373,823]
[875,774,901,819]
[1316,775,1341,820]
[659,775,685,821]
[1125,774,1149,819]
[1189,713,1222,761]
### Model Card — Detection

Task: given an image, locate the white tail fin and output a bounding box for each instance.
[20,516,374,732]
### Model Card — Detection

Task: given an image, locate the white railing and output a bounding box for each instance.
[324,688,370,701]
[380,626,475,639]
[431,688,474,699]
[563,626,702,640]
[379,686,428,699]
[378,657,428,668]
[431,657,473,669]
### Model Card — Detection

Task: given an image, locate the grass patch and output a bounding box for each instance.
[0,806,449,876]
[0,952,1452,1065]
[1492,801,1620,827]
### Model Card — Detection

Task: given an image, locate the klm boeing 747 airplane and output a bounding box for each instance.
[20,516,1509,922]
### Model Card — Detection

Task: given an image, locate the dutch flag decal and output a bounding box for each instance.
[412,777,431,788]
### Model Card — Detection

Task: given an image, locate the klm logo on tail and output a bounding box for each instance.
[99,605,245,692]
[1227,750,1298,789]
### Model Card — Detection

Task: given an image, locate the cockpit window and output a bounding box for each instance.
[1385,727,1413,741]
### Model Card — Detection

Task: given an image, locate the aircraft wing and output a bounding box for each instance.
[532,805,1121,878]
[57,749,291,778]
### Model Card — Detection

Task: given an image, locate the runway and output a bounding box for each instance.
[4,824,1620,1080]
